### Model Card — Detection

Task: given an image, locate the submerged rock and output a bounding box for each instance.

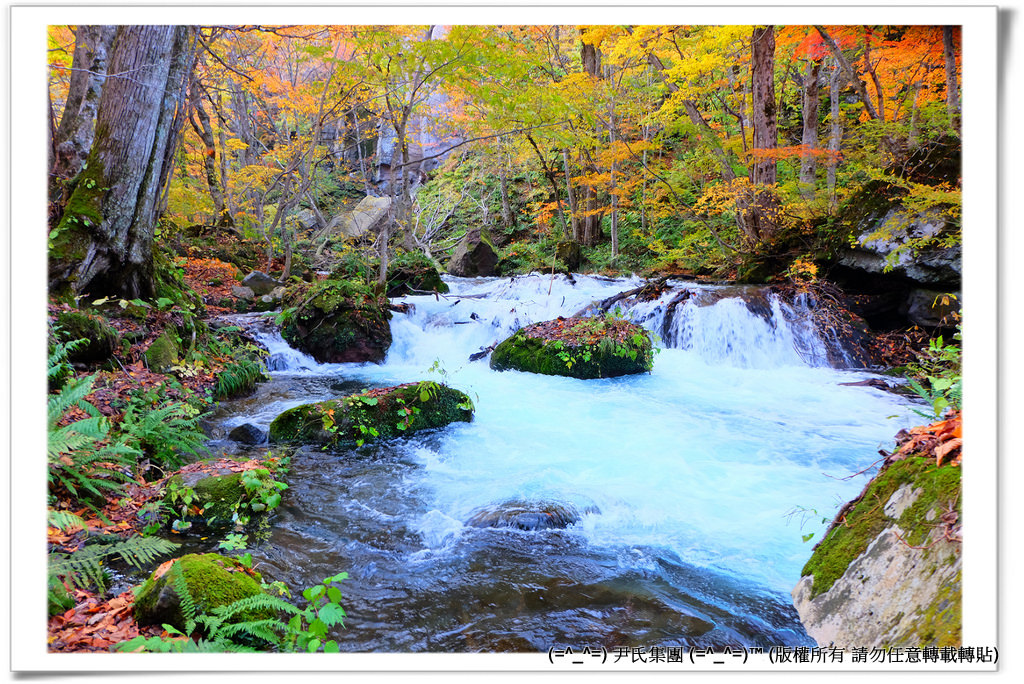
[280,278,392,363]
[490,316,654,379]
[268,382,474,448]
[466,500,595,531]
[228,422,267,445]
[792,455,961,648]
[133,553,272,632]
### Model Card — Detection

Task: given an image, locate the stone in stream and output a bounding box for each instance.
[466,500,596,531]
[280,278,392,364]
[228,422,267,445]
[489,316,654,379]
[133,553,273,632]
[268,382,474,448]
[241,270,282,296]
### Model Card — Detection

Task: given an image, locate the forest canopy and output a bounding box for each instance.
[46,24,962,294]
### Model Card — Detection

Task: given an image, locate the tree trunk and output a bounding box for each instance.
[561,149,580,241]
[827,63,844,212]
[49,25,195,299]
[943,26,961,131]
[52,25,117,186]
[748,25,778,243]
[189,84,229,226]
[799,59,822,196]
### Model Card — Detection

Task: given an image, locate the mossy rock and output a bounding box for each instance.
[54,309,119,363]
[145,328,180,372]
[163,468,279,529]
[800,455,961,599]
[281,278,392,364]
[133,553,271,632]
[489,316,654,379]
[386,252,450,297]
[269,382,474,448]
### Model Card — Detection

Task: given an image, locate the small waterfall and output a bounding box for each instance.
[383,275,867,371]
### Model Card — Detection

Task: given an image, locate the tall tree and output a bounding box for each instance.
[51,26,116,189]
[748,25,778,242]
[49,25,197,298]
[943,26,961,131]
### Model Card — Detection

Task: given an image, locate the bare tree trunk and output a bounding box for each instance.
[748,25,778,243]
[943,26,961,131]
[799,59,822,197]
[862,28,885,122]
[50,25,195,298]
[815,25,880,121]
[561,149,580,241]
[189,84,229,225]
[827,63,844,212]
[52,25,116,185]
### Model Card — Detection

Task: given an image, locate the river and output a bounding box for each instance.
[202,273,918,651]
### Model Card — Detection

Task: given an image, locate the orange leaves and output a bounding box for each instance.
[893,410,963,467]
[48,588,158,652]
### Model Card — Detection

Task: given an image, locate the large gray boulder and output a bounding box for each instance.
[241,271,282,296]
[836,208,961,287]
[326,195,391,239]
[792,456,961,648]
[447,227,498,277]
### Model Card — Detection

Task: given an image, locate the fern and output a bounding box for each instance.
[215,358,268,399]
[48,509,86,532]
[48,536,178,593]
[48,372,139,505]
[117,398,208,469]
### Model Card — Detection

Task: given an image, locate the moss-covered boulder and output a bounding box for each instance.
[145,328,180,372]
[386,251,450,297]
[133,553,271,632]
[792,455,961,647]
[281,278,392,364]
[489,316,654,379]
[163,467,285,529]
[447,227,498,277]
[54,309,119,363]
[269,382,474,448]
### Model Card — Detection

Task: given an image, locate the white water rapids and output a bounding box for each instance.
[222,273,919,649]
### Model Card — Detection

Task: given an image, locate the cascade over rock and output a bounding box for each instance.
[447,227,498,277]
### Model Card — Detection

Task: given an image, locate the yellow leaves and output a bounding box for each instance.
[224,137,249,152]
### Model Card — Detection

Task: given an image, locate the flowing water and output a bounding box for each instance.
[202,273,917,652]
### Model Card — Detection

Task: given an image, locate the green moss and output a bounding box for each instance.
[56,159,106,233]
[280,278,392,364]
[145,329,180,372]
[800,456,961,599]
[133,553,270,631]
[899,571,962,647]
[269,383,474,447]
[54,309,118,363]
[489,318,654,379]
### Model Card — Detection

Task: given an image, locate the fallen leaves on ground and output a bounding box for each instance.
[47,588,168,653]
[890,410,962,467]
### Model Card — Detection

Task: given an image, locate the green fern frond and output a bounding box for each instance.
[48,536,178,593]
[47,509,86,532]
